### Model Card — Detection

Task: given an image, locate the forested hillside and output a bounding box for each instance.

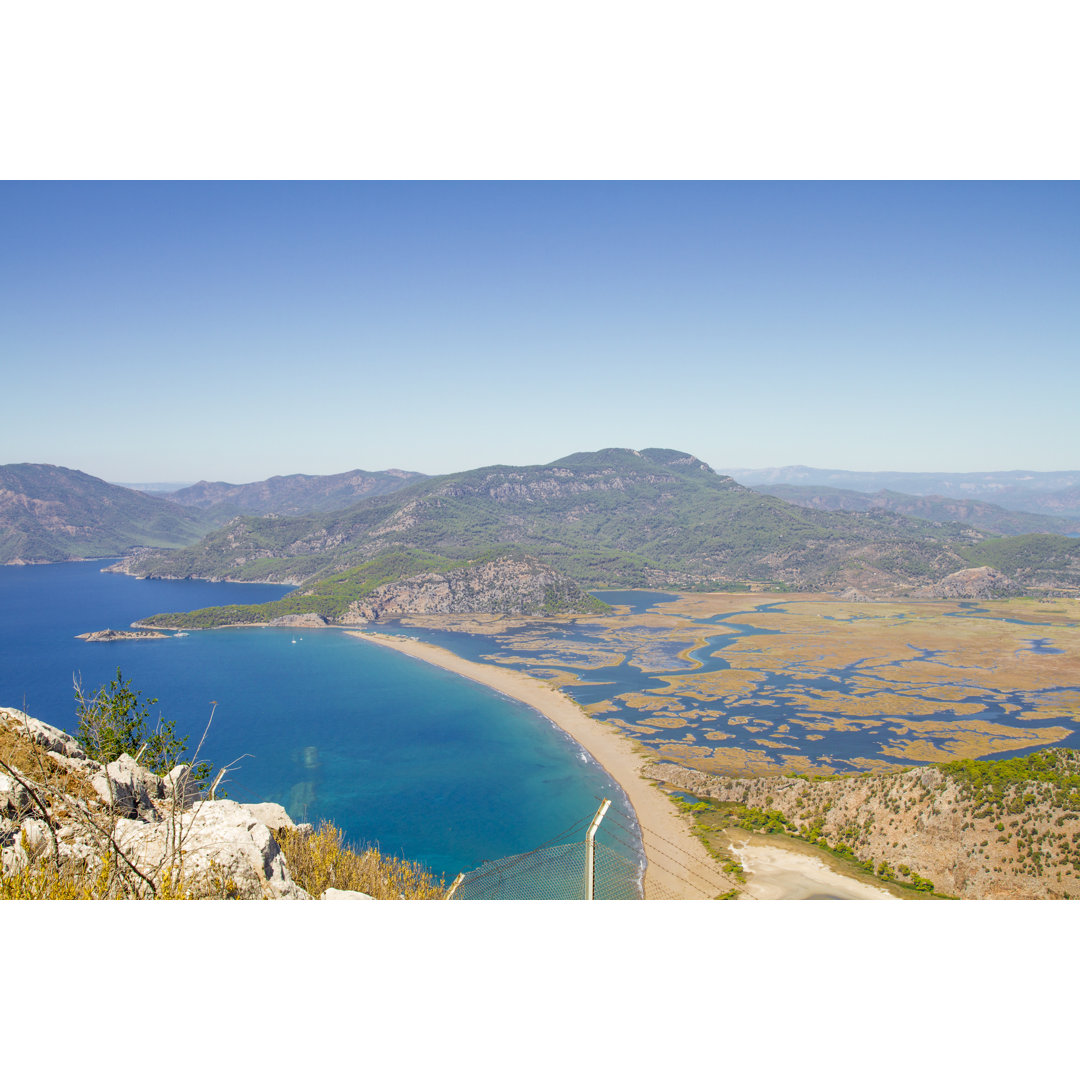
[0,464,212,563]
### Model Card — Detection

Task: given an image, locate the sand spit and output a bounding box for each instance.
[347,631,731,899]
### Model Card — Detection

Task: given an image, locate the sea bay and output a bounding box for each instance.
[0,561,638,880]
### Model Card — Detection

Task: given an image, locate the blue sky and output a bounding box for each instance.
[2,181,1076,483]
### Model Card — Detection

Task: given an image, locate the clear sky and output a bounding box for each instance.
[3,181,1076,483]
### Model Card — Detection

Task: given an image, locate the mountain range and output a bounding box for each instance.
[755,485,1080,537]
[726,466,1080,517]
[6,453,1080,623]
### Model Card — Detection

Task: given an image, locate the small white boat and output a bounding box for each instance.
[174,632,189,638]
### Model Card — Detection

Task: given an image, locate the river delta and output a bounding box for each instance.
[380,591,1080,778]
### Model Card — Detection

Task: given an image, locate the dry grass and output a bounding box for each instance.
[0,856,105,899]
[275,822,447,899]
[0,721,96,804]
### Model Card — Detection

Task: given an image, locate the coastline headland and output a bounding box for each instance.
[348,630,732,899]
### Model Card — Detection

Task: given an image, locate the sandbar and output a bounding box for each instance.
[731,838,899,901]
[347,630,731,900]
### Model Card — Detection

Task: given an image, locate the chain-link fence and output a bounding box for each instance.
[445,797,732,900]
[448,801,644,900]
[449,838,643,900]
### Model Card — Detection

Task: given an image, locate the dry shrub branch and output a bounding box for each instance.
[275,822,447,899]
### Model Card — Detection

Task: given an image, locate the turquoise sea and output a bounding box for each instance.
[0,562,640,880]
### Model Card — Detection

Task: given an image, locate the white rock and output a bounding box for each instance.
[162,763,200,809]
[90,754,162,819]
[115,799,310,899]
[245,802,297,833]
[323,888,376,900]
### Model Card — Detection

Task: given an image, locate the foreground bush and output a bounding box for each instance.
[275,822,447,899]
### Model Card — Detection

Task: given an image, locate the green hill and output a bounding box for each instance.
[0,464,213,564]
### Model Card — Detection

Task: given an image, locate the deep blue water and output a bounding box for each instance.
[0,562,639,879]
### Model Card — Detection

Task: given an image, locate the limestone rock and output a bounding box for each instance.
[162,763,200,809]
[1,709,317,899]
[90,753,163,819]
[323,888,375,900]
[338,555,598,620]
[115,800,310,899]
[245,802,297,832]
[268,613,329,628]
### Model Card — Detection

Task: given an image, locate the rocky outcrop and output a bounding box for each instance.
[0,707,311,899]
[76,628,168,642]
[915,565,1015,599]
[268,613,330,628]
[836,587,873,602]
[339,556,605,621]
[113,800,309,899]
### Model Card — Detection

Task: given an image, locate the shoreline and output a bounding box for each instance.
[348,630,732,899]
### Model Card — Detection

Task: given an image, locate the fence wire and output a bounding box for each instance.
[450,839,643,900]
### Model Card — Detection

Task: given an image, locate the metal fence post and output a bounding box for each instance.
[584,799,611,900]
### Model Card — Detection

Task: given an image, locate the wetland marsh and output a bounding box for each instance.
[379,592,1080,777]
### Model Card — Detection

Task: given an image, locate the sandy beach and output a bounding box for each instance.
[347,630,732,899]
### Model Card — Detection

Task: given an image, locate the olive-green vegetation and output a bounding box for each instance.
[0,464,212,563]
[940,749,1080,814]
[73,668,214,791]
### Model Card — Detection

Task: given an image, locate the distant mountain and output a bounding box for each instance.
[165,468,426,524]
[113,446,1080,626]
[756,485,1080,537]
[1011,485,1080,517]
[118,482,195,494]
[728,466,1080,515]
[0,464,213,564]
